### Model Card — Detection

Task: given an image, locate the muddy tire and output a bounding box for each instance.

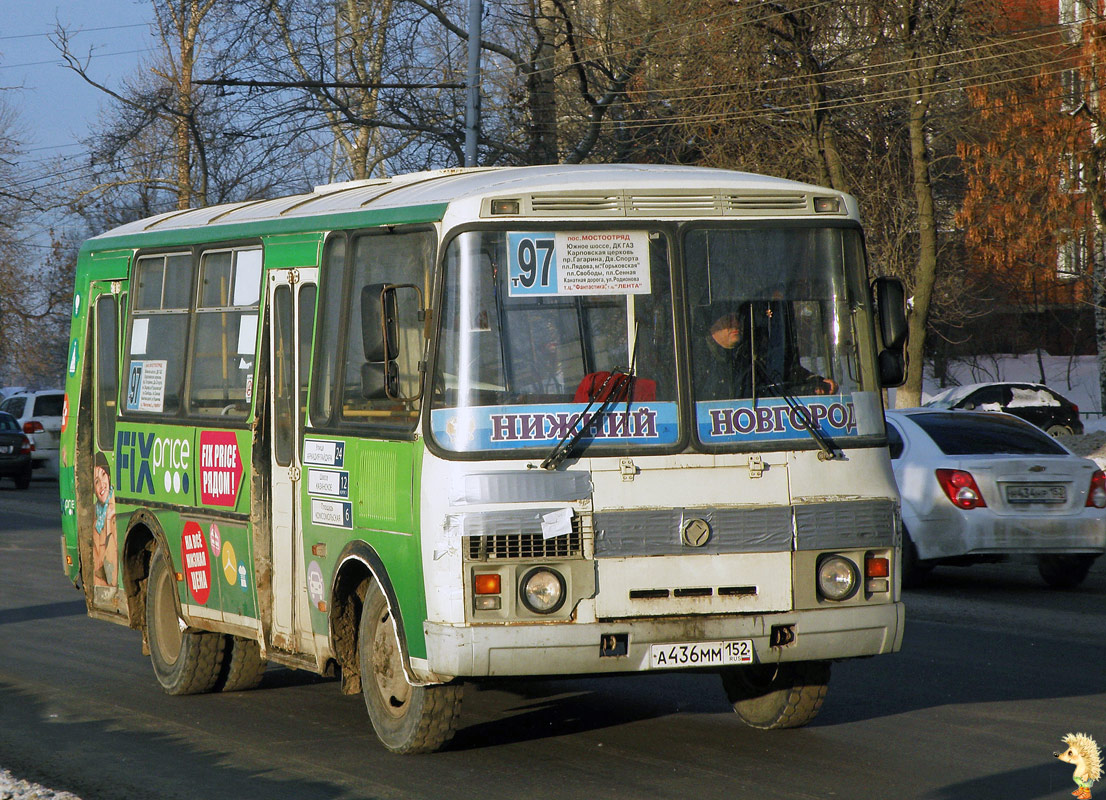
[217,636,267,692]
[358,582,461,753]
[145,545,224,695]
[1037,554,1096,589]
[721,660,830,730]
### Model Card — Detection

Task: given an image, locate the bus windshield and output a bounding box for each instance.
[685,225,884,447]
[431,224,885,457]
[431,229,678,455]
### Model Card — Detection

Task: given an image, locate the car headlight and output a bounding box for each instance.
[519,567,566,614]
[817,555,859,601]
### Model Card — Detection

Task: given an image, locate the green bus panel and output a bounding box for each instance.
[300,436,427,659]
[262,233,324,269]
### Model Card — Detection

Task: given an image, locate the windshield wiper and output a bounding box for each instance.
[755,357,842,461]
[541,325,641,471]
[540,368,632,471]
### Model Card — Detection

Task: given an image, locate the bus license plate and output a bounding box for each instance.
[1006,484,1066,504]
[650,639,753,669]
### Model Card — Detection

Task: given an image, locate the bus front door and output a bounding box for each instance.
[267,268,317,653]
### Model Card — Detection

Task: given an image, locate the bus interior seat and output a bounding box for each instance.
[573,372,656,403]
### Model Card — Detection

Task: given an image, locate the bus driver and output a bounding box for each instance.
[695,303,838,401]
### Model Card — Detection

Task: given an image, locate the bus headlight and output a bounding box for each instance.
[519,567,566,614]
[817,555,859,601]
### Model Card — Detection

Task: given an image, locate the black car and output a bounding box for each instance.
[0,410,33,489]
[924,381,1084,436]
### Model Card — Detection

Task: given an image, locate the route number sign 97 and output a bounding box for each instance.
[506,231,652,297]
[507,232,557,296]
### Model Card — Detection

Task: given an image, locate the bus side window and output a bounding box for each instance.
[310,236,347,427]
[188,248,263,418]
[94,295,119,450]
[336,230,433,430]
[298,285,317,429]
[125,254,192,415]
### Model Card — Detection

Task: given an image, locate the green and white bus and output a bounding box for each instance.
[60,164,908,753]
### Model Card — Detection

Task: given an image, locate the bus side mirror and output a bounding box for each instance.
[360,282,424,401]
[361,283,400,399]
[362,283,399,362]
[872,276,908,387]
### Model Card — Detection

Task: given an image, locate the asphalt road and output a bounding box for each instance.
[1,479,1104,800]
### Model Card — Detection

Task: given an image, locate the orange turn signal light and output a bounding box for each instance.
[865,556,890,578]
[474,573,502,595]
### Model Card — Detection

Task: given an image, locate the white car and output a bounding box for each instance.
[0,389,64,477]
[886,409,1106,588]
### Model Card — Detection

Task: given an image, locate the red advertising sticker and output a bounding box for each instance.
[199,430,243,507]
[181,520,211,605]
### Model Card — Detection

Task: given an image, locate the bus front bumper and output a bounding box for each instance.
[421,601,904,679]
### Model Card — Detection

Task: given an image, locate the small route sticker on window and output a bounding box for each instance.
[507,231,651,296]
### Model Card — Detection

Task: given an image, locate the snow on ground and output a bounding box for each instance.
[0,768,82,800]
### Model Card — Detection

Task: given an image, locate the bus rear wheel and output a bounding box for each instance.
[217,636,267,692]
[720,660,830,730]
[145,545,224,695]
[358,583,461,754]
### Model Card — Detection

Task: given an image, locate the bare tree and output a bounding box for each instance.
[0,97,74,386]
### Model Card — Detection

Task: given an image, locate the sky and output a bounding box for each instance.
[2,1,153,240]
[3,1,152,150]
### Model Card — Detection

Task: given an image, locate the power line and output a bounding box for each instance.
[0,22,150,42]
[0,48,155,71]
[194,78,463,90]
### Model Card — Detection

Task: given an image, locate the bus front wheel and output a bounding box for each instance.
[145,545,224,695]
[358,583,461,754]
[720,660,830,730]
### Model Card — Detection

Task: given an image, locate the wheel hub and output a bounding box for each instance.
[152,569,183,665]
[371,609,411,717]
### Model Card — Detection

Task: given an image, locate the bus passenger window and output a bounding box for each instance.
[188,248,263,419]
[298,285,317,429]
[272,285,294,465]
[328,230,433,431]
[310,236,347,427]
[124,253,192,415]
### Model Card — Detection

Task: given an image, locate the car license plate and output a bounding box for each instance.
[1006,483,1066,504]
[0,445,10,454]
[650,639,753,668]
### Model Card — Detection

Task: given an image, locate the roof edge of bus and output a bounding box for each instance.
[78,164,857,254]
[78,202,451,255]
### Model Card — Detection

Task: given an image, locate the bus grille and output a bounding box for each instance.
[725,193,807,211]
[466,530,584,561]
[521,190,817,216]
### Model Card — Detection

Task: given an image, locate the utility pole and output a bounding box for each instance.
[464,0,481,167]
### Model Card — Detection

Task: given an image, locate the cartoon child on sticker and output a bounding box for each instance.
[92,452,118,586]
